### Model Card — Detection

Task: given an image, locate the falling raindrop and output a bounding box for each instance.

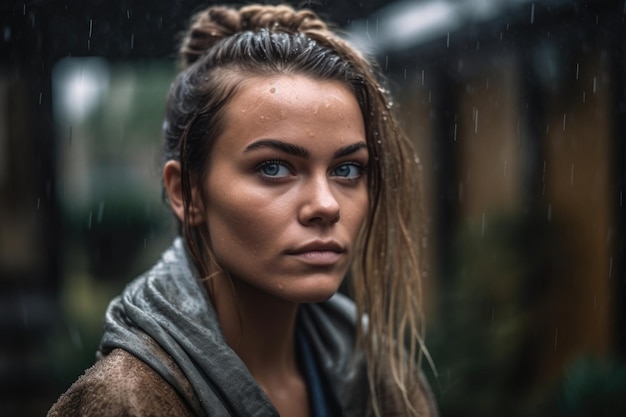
[503,159,508,177]
[547,204,552,221]
[446,32,450,47]
[87,211,93,229]
[570,163,574,186]
[68,325,83,350]
[37,198,40,210]
[582,91,586,103]
[421,69,424,86]
[575,62,579,80]
[385,55,388,71]
[609,256,613,278]
[474,108,478,133]
[89,19,93,37]
[453,123,457,141]
[403,68,407,79]
[481,213,486,237]
[97,201,105,223]
[554,328,558,351]
[38,92,42,104]
[593,77,597,94]
[562,113,566,131]
[530,3,535,24]
[130,33,134,49]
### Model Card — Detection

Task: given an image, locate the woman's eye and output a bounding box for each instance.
[258,161,291,178]
[332,163,363,179]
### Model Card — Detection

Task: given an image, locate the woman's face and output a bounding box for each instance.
[202,74,368,303]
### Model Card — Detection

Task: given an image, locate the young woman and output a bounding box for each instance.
[48,4,437,417]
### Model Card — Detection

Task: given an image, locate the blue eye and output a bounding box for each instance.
[258,161,291,178]
[333,163,363,179]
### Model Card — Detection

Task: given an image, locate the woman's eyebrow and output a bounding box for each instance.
[334,142,368,158]
[244,139,309,158]
[244,139,368,159]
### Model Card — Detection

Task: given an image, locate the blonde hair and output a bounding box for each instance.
[162,4,429,415]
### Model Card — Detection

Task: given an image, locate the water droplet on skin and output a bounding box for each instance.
[269,87,276,93]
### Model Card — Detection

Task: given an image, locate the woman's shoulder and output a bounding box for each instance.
[47,349,194,417]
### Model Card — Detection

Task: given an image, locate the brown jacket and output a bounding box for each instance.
[48,348,438,417]
[48,349,195,417]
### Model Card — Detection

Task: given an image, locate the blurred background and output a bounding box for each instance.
[1,0,624,415]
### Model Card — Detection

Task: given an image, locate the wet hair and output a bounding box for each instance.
[162,4,428,416]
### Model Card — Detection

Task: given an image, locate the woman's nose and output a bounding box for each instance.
[298,176,340,226]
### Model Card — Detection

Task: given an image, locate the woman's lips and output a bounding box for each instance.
[288,250,343,265]
[285,240,346,265]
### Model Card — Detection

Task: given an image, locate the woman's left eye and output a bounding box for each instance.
[332,163,363,179]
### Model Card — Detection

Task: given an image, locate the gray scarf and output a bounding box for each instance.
[98,238,368,416]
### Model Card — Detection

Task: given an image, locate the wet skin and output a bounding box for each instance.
[203,74,369,304]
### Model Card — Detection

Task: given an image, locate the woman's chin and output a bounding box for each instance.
[278,277,344,304]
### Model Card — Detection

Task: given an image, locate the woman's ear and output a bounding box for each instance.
[163,160,205,226]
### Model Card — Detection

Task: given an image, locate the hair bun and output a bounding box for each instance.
[178,4,328,68]
[239,5,326,34]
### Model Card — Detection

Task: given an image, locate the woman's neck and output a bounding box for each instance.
[208,274,300,378]
[206,274,312,417]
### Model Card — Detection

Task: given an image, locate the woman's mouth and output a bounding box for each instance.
[285,240,346,265]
